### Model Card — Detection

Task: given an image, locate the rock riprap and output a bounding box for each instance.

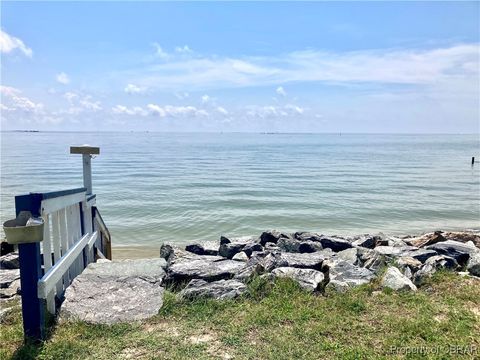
[164,229,479,297]
[10,229,477,326]
[180,279,247,300]
[271,267,324,292]
[0,252,21,300]
[0,252,20,270]
[381,267,417,291]
[0,269,20,298]
[166,257,246,284]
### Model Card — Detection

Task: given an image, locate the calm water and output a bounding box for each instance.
[1,132,479,246]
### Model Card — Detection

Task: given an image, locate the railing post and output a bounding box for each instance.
[70,146,100,196]
[82,154,92,195]
[70,146,105,262]
[15,193,45,342]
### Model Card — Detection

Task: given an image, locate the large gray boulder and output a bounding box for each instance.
[271,267,324,292]
[168,250,224,266]
[185,243,219,256]
[264,242,280,251]
[0,269,19,288]
[220,235,257,246]
[357,248,387,273]
[0,252,19,269]
[60,274,165,324]
[243,242,263,256]
[0,269,20,298]
[280,250,333,270]
[160,243,175,262]
[381,267,417,291]
[387,237,411,248]
[219,242,245,259]
[166,258,246,283]
[405,231,446,248]
[351,235,380,249]
[277,238,322,253]
[395,257,422,279]
[403,249,438,263]
[180,279,246,300]
[374,245,417,257]
[466,252,480,276]
[298,241,323,253]
[426,240,478,266]
[413,255,459,285]
[232,252,249,262]
[294,232,323,242]
[335,248,358,265]
[261,252,287,271]
[83,259,167,283]
[219,236,260,258]
[234,256,268,282]
[323,260,375,292]
[277,237,302,253]
[317,236,353,252]
[442,231,480,248]
[260,230,291,245]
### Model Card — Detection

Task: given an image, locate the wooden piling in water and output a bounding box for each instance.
[472,157,475,166]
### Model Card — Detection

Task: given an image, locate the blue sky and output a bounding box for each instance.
[1,1,479,133]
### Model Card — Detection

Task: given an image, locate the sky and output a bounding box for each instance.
[1,1,479,133]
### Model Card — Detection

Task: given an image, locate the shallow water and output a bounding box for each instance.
[1,132,479,246]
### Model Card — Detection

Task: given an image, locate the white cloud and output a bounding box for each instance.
[0,85,43,113]
[152,43,194,60]
[284,104,304,114]
[124,84,145,94]
[78,95,102,111]
[56,72,70,84]
[216,106,228,115]
[276,86,287,97]
[0,86,60,126]
[175,45,192,53]
[201,94,210,103]
[150,104,208,117]
[146,104,166,117]
[63,92,78,102]
[246,104,305,118]
[152,42,169,59]
[112,105,147,116]
[0,29,32,57]
[174,92,189,100]
[112,103,209,118]
[122,44,479,92]
[61,91,101,113]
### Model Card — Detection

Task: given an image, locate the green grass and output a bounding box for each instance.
[1,271,479,360]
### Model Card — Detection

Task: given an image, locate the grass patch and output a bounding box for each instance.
[1,271,479,359]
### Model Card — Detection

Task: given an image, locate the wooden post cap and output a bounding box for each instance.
[70,146,100,155]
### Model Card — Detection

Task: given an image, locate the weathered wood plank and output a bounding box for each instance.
[41,191,86,215]
[38,232,96,299]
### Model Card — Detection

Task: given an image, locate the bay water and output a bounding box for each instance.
[1,132,479,248]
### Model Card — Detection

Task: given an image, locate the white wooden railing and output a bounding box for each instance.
[14,187,111,340]
[37,188,99,314]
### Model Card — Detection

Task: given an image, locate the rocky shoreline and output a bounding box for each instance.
[1,230,479,324]
[161,230,480,297]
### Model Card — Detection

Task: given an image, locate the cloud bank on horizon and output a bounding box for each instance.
[1,2,479,133]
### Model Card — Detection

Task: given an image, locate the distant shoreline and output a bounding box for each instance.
[1,130,479,135]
